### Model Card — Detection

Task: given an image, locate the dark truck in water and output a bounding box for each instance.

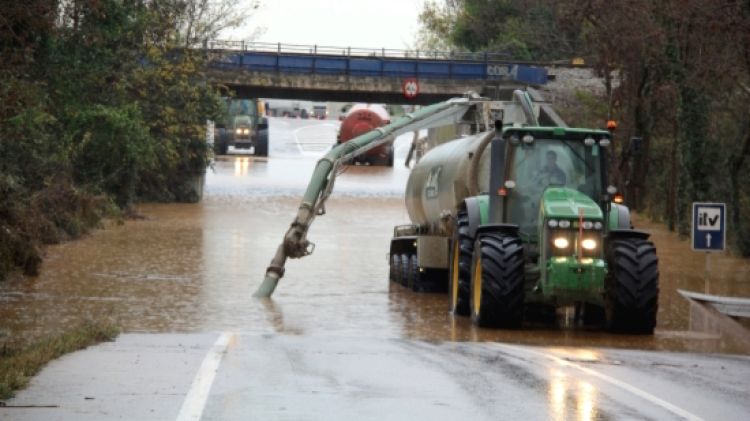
[214,98,269,156]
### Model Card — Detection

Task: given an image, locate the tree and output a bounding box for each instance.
[419,0,750,255]
[418,0,585,60]
[0,0,261,280]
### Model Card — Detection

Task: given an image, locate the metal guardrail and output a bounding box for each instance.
[679,289,750,319]
[203,40,550,85]
[203,40,514,62]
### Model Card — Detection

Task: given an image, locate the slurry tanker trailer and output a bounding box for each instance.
[336,104,394,166]
[257,91,659,334]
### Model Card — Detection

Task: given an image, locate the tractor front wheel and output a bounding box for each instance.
[214,129,229,155]
[254,130,269,157]
[605,238,659,334]
[469,232,525,328]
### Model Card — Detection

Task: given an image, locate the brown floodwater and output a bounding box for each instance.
[1,118,748,355]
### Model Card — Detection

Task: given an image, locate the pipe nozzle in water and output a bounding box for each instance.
[254,272,280,298]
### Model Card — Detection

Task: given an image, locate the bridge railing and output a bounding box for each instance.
[203,40,513,62]
[203,40,548,85]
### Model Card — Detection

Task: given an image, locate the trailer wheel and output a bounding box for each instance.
[469,232,525,328]
[400,253,412,288]
[449,210,472,316]
[605,238,659,334]
[409,254,426,292]
[390,253,400,283]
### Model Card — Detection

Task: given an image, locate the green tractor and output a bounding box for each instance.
[440,126,659,333]
[214,98,269,156]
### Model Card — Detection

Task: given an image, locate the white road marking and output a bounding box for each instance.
[176,332,234,421]
[497,344,704,421]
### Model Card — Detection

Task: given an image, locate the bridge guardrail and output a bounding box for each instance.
[203,40,514,62]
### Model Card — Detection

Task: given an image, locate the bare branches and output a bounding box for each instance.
[172,0,260,47]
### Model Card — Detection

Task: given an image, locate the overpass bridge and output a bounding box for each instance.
[204,41,552,104]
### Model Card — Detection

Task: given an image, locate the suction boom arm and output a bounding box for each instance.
[255,94,487,297]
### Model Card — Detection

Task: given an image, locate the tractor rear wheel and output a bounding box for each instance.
[469,232,525,328]
[449,210,473,316]
[605,238,659,334]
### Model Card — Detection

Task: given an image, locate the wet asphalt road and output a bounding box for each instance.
[4,333,750,420]
[2,117,750,420]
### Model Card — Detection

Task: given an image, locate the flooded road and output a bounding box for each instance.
[3,117,750,420]
[1,117,749,355]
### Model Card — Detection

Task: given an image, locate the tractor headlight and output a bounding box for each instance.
[553,237,570,249]
[599,138,611,147]
[593,221,603,230]
[584,136,596,146]
[243,128,250,135]
[581,239,598,250]
[559,220,571,229]
[582,221,593,229]
[548,219,559,228]
[522,134,535,144]
[235,128,242,135]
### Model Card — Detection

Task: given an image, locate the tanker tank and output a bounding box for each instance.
[405,131,492,228]
[337,104,394,166]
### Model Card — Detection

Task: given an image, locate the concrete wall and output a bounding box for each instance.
[207,68,523,105]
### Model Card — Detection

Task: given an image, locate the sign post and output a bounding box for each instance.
[691,202,726,293]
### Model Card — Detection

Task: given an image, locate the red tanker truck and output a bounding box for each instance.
[336,104,394,166]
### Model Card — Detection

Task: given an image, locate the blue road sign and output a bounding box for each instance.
[692,202,726,252]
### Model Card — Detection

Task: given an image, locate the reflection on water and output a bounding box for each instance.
[234,157,251,176]
[549,370,567,421]
[577,381,597,421]
[547,348,602,363]
[548,368,599,421]
[1,143,749,355]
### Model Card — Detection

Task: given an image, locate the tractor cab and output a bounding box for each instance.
[496,128,611,234]
[492,127,613,305]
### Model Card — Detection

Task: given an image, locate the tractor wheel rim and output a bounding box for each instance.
[451,245,460,309]
[473,256,482,316]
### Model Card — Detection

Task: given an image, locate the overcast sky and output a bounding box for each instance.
[224,0,428,50]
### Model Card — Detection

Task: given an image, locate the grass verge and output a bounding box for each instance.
[0,322,119,400]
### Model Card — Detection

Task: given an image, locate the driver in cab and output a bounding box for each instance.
[535,150,566,186]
